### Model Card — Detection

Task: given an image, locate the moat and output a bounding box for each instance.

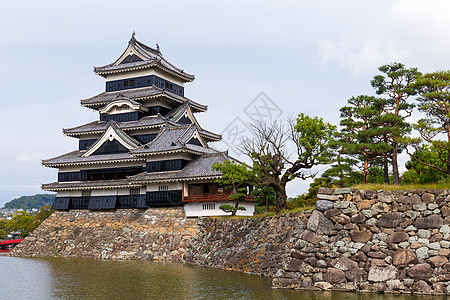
[1,256,447,300]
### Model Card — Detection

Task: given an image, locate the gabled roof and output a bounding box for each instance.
[131,124,216,156]
[128,151,232,183]
[63,114,171,137]
[80,86,207,112]
[98,96,148,114]
[94,33,194,82]
[166,103,222,142]
[82,122,140,157]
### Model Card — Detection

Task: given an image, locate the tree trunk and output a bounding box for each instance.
[274,187,287,213]
[383,158,390,184]
[232,200,240,216]
[363,159,369,184]
[265,197,270,212]
[392,145,400,185]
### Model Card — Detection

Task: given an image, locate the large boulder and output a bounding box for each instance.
[407,263,433,280]
[368,266,398,282]
[315,200,334,212]
[325,268,346,284]
[377,212,405,228]
[307,210,333,235]
[350,229,373,243]
[415,215,444,229]
[329,257,358,271]
[392,249,418,268]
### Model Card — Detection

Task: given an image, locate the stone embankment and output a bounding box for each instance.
[11,208,197,261]
[12,188,450,295]
[187,188,450,295]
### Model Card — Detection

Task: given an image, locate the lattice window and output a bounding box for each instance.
[82,190,91,197]
[159,186,169,191]
[202,203,215,210]
[130,188,140,195]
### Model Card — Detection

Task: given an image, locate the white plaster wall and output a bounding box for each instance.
[184,202,255,217]
[146,182,182,192]
[56,191,82,197]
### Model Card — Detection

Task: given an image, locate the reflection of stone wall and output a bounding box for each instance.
[11,208,197,261]
[187,188,450,295]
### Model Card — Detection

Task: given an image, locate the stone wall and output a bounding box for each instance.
[11,208,197,261]
[186,188,450,295]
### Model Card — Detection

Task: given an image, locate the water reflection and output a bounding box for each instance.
[0,256,448,300]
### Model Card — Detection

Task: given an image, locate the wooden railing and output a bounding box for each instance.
[182,194,254,203]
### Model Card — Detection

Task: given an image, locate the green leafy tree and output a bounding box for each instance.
[242,115,336,213]
[403,145,448,184]
[251,186,275,213]
[406,71,450,176]
[371,62,420,184]
[0,220,8,240]
[340,95,393,183]
[7,211,36,238]
[211,161,253,216]
[3,194,55,210]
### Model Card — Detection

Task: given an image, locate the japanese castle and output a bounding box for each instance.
[43,34,254,217]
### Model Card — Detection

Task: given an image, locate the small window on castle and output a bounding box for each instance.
[130,80,135,87]
[202,203,215,210]
[169,83,173,89]
[159,186,168,191]
[124,80,128,87]
[82,190,91,197]
[130,188,140,195]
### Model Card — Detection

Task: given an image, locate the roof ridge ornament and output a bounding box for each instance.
[156,43,160,53]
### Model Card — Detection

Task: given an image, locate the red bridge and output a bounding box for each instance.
[0,239,24,252]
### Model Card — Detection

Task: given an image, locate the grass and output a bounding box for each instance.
[351,182,450,191]
[212,206,314,219]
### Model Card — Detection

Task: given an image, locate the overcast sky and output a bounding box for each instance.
[1,0,450,207]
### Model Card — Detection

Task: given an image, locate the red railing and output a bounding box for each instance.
[0,239,23,246]
[183,194,254,203]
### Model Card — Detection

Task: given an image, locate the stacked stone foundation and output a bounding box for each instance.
[11,208,197,261]
[187,188,450,295]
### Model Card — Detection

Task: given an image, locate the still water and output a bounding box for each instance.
[0,256,447,300]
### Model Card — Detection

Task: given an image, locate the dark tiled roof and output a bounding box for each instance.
[42,179,143,191]
[94,36,194,82]
[128,152,230,182]
[80,86,207,112]
[131,124,217,155]
[63,115,171,136]
[42,150,144,167]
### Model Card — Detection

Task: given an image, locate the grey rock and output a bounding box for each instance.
[361,209,378,218]
[317,194,341,201]
[335,201,351,209]
[333,188,352,194]
[417,229,431,239]
[307,210,332,235]
[405,211,420,219]
[317,187,334,195]
[378,191,393,203]
[416,246,429,259]
[413,203,427,211]
[315,200,334,212]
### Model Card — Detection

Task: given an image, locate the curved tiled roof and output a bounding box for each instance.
[128,152,230,183]
[80,86,207,112]
[63,115,171,136]
[42,150,144,167]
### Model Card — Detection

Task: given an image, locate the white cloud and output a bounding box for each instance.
[318,0,450,76]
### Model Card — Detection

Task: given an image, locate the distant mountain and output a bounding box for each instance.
[3,194,55,210]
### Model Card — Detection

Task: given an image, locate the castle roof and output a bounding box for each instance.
[63,115,171,137]
[128,152,231,183]
[131,124,218,156]
[42,150,144,168]
[80,86,207,112]
[94,34,194,82]
[42,179,144,191]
